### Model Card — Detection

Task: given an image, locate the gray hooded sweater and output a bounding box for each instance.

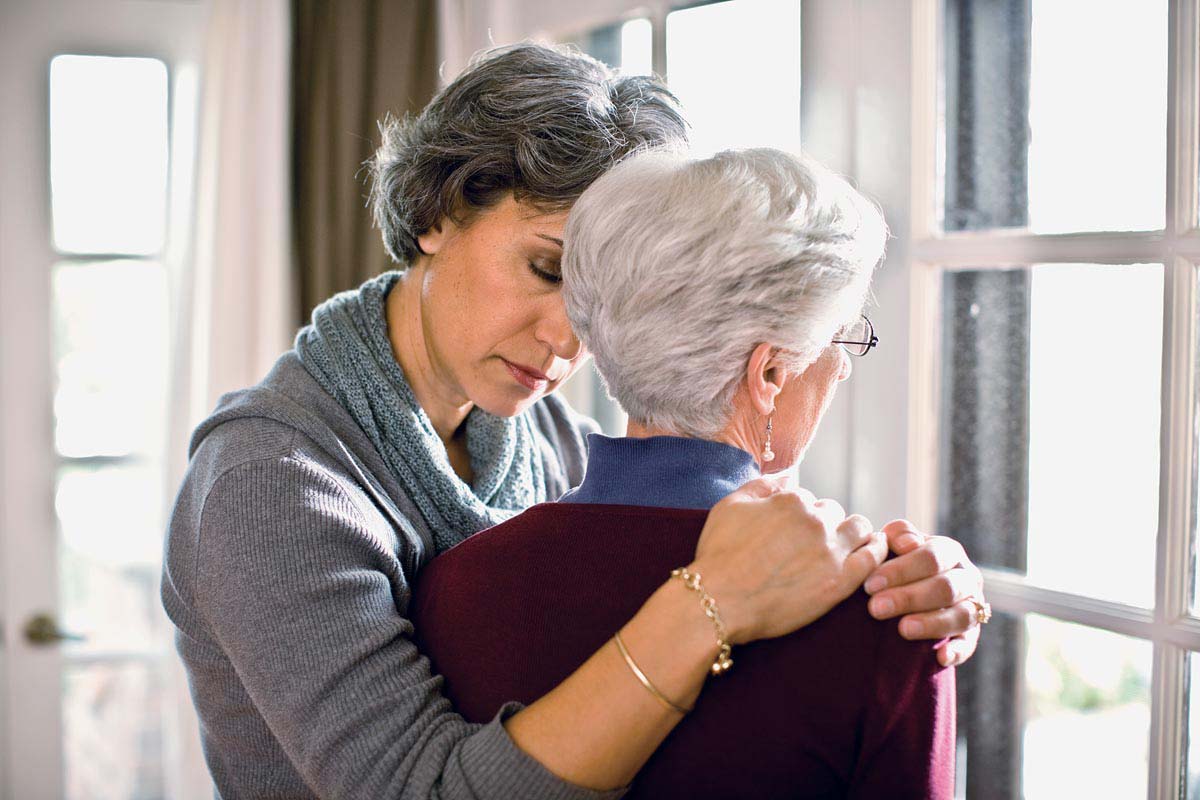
[160,351,615,799]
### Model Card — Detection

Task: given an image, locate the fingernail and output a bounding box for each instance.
[870,597,895,617]
[864,575,887,594]
[901,619,923,637]
[898,533,922,549]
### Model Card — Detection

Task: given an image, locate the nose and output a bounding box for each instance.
[537,296,583,362]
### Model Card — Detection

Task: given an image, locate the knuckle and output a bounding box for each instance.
[935,575,958,606]
[915,546,940,575]
[773,490,806,512]
[884,518,919,536]
[844,513,872,531]
[817,498,846,517]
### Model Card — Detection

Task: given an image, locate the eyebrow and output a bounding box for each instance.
[536,234,564,247]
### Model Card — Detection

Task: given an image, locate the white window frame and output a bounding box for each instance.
[907,1,1200,796]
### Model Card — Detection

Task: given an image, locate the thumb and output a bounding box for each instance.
[882,519,927,554]
[843,533,890,589]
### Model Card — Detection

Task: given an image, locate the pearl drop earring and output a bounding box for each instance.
[762,414,775,463]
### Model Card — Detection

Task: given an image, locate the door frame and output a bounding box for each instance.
[0,2,207,796]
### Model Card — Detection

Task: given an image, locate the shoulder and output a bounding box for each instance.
[167,420,422,598]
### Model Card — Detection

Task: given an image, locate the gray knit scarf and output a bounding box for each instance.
[295,271,546,552]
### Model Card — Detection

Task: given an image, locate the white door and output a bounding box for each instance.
[0,2,207,797]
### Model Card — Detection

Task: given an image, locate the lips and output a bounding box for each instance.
[502,359,552,391]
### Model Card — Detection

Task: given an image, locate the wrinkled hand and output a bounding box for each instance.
[863,519,985,667]
[692,478,890,645]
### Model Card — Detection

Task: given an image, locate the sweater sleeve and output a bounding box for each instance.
[192,453,626,800]
[847,627,957,800]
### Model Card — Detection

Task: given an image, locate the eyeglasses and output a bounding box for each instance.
[832,315,878,357]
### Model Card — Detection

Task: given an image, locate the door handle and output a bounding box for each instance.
[22,613,86,645]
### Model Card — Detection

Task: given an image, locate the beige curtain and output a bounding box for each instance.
[165,2,295,797]
[291,0,440,323]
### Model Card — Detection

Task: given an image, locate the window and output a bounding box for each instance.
[913,1,1200,796]
[49,54,174,799]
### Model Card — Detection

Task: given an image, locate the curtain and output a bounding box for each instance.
[291,0,440,323]
[940,2,1032,798]
[163,1,295,796]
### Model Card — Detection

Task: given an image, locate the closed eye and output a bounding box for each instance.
[529,261,562,285]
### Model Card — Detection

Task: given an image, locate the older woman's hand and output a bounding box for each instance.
[863,519,985,667]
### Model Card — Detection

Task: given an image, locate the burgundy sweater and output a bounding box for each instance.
[409,436,955,799]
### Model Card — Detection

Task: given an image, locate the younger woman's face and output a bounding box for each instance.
[415,194,587,417]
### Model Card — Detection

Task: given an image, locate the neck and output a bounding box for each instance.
[386,263,474,445]
[625,413,766,470]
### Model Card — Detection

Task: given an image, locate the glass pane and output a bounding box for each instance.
[667,0,801,156]
[939,264,1163,606]
[64,660,165,800]
[580,18,651,76]
[1188,651,1200,798]
[53,260,169,458]
[942,0,1167,233]
[957,611,1151,798]
[56,462,166,653]
[50,55,169,255]
[1193,264,1200,614]
[619,19,652,76]
[1022,614,1152,796]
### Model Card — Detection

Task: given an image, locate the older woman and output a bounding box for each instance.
[409,147,957,799]
[162,44,981,799]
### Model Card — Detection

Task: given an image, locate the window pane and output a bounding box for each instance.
[940,264,1163,606]
[64,660,165,800]
[667,0,801,156]
[53,260,169,458]
[1021,614,1151,796]
[942,0,1167,233]
[56,461,165,653]
[957,611,1151,798]
[1188,651,1200,798]
[580,18,651,76]
[1192,264,1200,614]
[50,55,169,255]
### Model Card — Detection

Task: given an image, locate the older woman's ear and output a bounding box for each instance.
[745,342,785,416]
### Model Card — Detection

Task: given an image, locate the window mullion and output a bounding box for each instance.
[912,230,1175,267]
[651,3,668,78]
[1167,0,1199,236]
[1150,643,1189,800]
[1157,257,1200,623]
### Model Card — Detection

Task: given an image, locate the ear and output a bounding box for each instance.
[416,218,450,256]
[745,342,786,416]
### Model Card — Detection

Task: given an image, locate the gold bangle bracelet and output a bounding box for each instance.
[670,566,734,676]
[613,631,693,715]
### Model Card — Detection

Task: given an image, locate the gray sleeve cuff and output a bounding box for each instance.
[456,702,630,800]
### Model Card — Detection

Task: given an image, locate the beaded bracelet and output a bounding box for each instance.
[670,566,734,676]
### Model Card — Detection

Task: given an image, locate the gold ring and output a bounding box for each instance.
[968,596,992,626]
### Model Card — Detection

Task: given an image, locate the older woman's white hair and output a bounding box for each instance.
[562,147,887,439]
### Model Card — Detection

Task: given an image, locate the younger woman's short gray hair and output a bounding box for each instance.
[562,147,888,438]
[368,43,688,265]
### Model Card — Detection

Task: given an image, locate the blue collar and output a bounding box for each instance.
[559,434,760,510]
